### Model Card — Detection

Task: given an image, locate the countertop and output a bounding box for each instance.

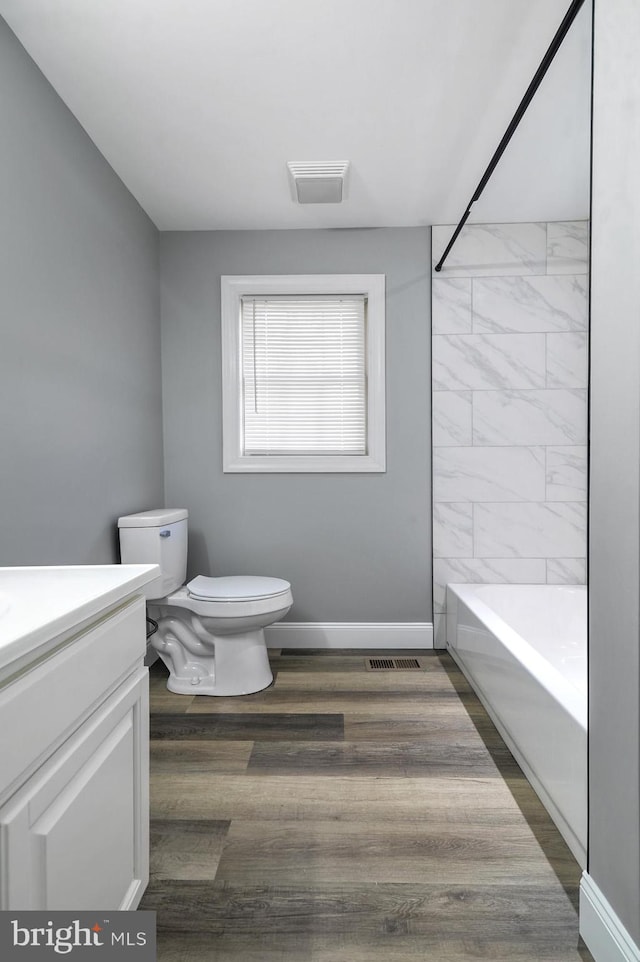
[0,564,159,682]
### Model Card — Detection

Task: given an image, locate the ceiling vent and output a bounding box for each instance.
[287,161,350,204]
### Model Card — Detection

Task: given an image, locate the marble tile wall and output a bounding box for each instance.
[431,221,589,645]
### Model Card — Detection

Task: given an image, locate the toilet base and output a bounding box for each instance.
[151,613,274,696]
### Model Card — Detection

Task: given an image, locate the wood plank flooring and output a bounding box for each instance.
[140,649,593,961]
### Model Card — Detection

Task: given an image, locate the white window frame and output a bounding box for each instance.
[221,274,386,473]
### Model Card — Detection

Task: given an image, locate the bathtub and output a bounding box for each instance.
[446,583,587,867]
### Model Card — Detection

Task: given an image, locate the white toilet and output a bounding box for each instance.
[117,508,292,696]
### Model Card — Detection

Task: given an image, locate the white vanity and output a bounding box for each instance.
[0,564,158,911]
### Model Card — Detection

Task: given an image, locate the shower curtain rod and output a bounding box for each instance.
[434,0,586,273]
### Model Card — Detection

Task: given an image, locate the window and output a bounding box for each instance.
[221,274,385,472]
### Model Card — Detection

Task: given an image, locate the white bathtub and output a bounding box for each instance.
[446,583,587,867]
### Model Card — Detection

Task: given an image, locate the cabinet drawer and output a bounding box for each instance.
[0,598,146,798]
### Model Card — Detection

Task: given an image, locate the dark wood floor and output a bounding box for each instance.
[140,649,593,961]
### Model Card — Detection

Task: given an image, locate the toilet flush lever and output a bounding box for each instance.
[159,530,171,538]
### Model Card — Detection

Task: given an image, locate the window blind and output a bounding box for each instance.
[240,295,367,456]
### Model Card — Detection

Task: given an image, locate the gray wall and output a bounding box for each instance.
[0,18,163,565]
[160,228,431,623]
[588,0,640,945]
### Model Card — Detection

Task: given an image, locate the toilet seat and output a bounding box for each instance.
[187,574,291,603]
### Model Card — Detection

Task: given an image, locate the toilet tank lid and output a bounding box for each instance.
[118,508,188,528]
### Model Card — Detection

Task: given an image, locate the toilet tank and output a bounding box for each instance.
[118,508,188,599]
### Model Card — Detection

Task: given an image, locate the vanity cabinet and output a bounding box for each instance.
[0,585,152,911]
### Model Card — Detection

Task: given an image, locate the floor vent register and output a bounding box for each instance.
[365,657,423,671]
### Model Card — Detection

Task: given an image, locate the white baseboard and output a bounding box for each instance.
[580,872,640,962]
[265,622,433,649]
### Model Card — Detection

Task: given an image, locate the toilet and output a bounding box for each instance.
[117,508,292,696]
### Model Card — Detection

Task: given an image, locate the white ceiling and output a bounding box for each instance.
[0,0,592,231]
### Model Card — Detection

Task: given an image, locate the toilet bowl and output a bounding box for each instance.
[151,575,292,695]
[118,509,292,696]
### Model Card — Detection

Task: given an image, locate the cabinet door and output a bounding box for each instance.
[0,669,148,911]
[0,597,146,802]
